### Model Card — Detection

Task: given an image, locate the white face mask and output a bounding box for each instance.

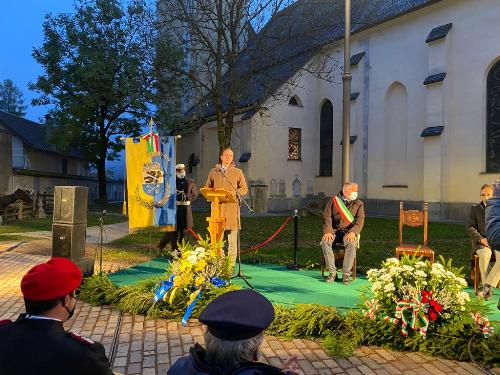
[176,172,186,179]
[349,191,358,201]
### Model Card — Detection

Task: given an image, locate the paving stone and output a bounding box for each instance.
[1,252,500,375]
[127,363,141,374]
[298,359,319,375]
[129,351,142,363]
[312,360,327,369]
[143,355,156,367]
[346,368,363,375]
[113,356,127,367]
[356,365,377,375]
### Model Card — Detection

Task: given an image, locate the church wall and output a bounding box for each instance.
[177,0,500,220]
[356,0,500,218]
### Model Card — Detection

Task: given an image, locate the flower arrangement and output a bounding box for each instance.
[362,256,494,338]
[153,237,232,324]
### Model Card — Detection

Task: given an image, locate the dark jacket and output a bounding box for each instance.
[0,315,113,375]
[168,343,286,375]
[486,198,500,251]
[466,202,486,251]
[177,177,198,229]
[323,192,365,235]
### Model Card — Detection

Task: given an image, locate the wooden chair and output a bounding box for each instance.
[471,253,481,292]
[470,243,500,291]
[395,202,435,262]
[320,235,359,280]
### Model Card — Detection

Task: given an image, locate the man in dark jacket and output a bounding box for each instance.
[467,184,496,300]
[321,182,365,284]
[159,163,198,253]
[168,290,298,375]
[482,181,500,308]
[0,257,114,375]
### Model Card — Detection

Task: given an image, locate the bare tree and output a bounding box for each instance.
[157,0,345,151]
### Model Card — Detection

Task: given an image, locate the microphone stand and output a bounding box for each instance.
[96,210,107,275]
[218,166,254,289]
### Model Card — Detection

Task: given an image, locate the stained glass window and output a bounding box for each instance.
[288,128,301,160]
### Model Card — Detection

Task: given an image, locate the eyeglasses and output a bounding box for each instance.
[480,194,492,197]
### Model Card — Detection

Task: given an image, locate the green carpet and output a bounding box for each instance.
[108,259,500,322]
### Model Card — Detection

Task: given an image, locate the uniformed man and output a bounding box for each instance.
[158,163,198,253]
[168,289,299,374]
[0,257,114,375]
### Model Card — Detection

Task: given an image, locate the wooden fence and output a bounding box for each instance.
[0,201,35,222]
[0,192,54,223]
[38,192,54,215]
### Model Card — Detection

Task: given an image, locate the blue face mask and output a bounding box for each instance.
[349,192,358,201]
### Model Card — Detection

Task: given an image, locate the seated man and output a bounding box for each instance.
[482,181,500,305]
[0,257,114,374]
[168,289,298,374]
[467,183,497,300]
[321,182,365,284]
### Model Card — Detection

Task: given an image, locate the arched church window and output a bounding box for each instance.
[292,177,301,197]
[288,95,302,107]
[383,82,407,185]
[319,100,333,176]
[487,61,500,171]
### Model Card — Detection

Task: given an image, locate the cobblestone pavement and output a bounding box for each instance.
[1,251,498,375]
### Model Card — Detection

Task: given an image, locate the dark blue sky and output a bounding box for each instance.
[0,1,74,122]
[0,1,128,177]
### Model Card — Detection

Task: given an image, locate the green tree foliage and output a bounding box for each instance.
[0,79,27,116]
[30,0,184,202]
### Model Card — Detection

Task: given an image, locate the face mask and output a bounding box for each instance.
[349,192,358,201]
[176,172,185,179]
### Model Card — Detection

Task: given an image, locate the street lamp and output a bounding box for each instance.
[341,0,351,184]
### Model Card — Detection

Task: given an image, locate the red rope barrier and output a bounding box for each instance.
[188,227,201,241]
[241,215,294,254]
[188,215,294,255]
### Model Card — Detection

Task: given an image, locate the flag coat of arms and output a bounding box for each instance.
[125,134,176,233]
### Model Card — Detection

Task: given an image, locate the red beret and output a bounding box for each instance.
[21,257,82,300]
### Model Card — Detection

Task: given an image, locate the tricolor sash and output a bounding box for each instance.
[333,195,354,224]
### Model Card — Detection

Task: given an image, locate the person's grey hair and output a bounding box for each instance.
[343,181,358,189]
[204,330,263,367]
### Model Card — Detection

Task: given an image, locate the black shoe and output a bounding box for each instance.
[325,272,337,283]
[342,274,350,285]
[477,285,491,300]
[485,288,493,301]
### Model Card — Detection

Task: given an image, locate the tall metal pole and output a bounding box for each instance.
[341,0,352,184]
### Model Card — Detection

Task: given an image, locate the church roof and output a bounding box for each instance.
[0,111,83,159]
[185,0,443,126]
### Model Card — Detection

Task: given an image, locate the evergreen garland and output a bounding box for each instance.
[79,274,499,368]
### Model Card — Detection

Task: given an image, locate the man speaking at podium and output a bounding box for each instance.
[205,148,248,266]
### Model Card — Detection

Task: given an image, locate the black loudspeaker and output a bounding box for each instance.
[52,223,86,260]
[53,186,88,224]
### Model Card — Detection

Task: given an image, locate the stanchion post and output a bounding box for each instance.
[286,210,301,270]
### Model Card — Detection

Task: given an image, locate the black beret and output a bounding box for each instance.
[199,289,274,341]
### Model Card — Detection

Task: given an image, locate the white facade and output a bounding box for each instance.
[177,0,500,219]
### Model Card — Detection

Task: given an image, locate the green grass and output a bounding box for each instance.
[88,202,124,214]
[109,212,472,275]
[0,213,127,235]
[0,234,44,242]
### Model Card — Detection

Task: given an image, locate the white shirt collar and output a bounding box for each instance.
[25,314,61,322]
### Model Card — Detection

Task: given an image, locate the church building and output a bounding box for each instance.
[176,0,500,220]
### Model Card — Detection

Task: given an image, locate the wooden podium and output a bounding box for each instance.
[200,187,236,250]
